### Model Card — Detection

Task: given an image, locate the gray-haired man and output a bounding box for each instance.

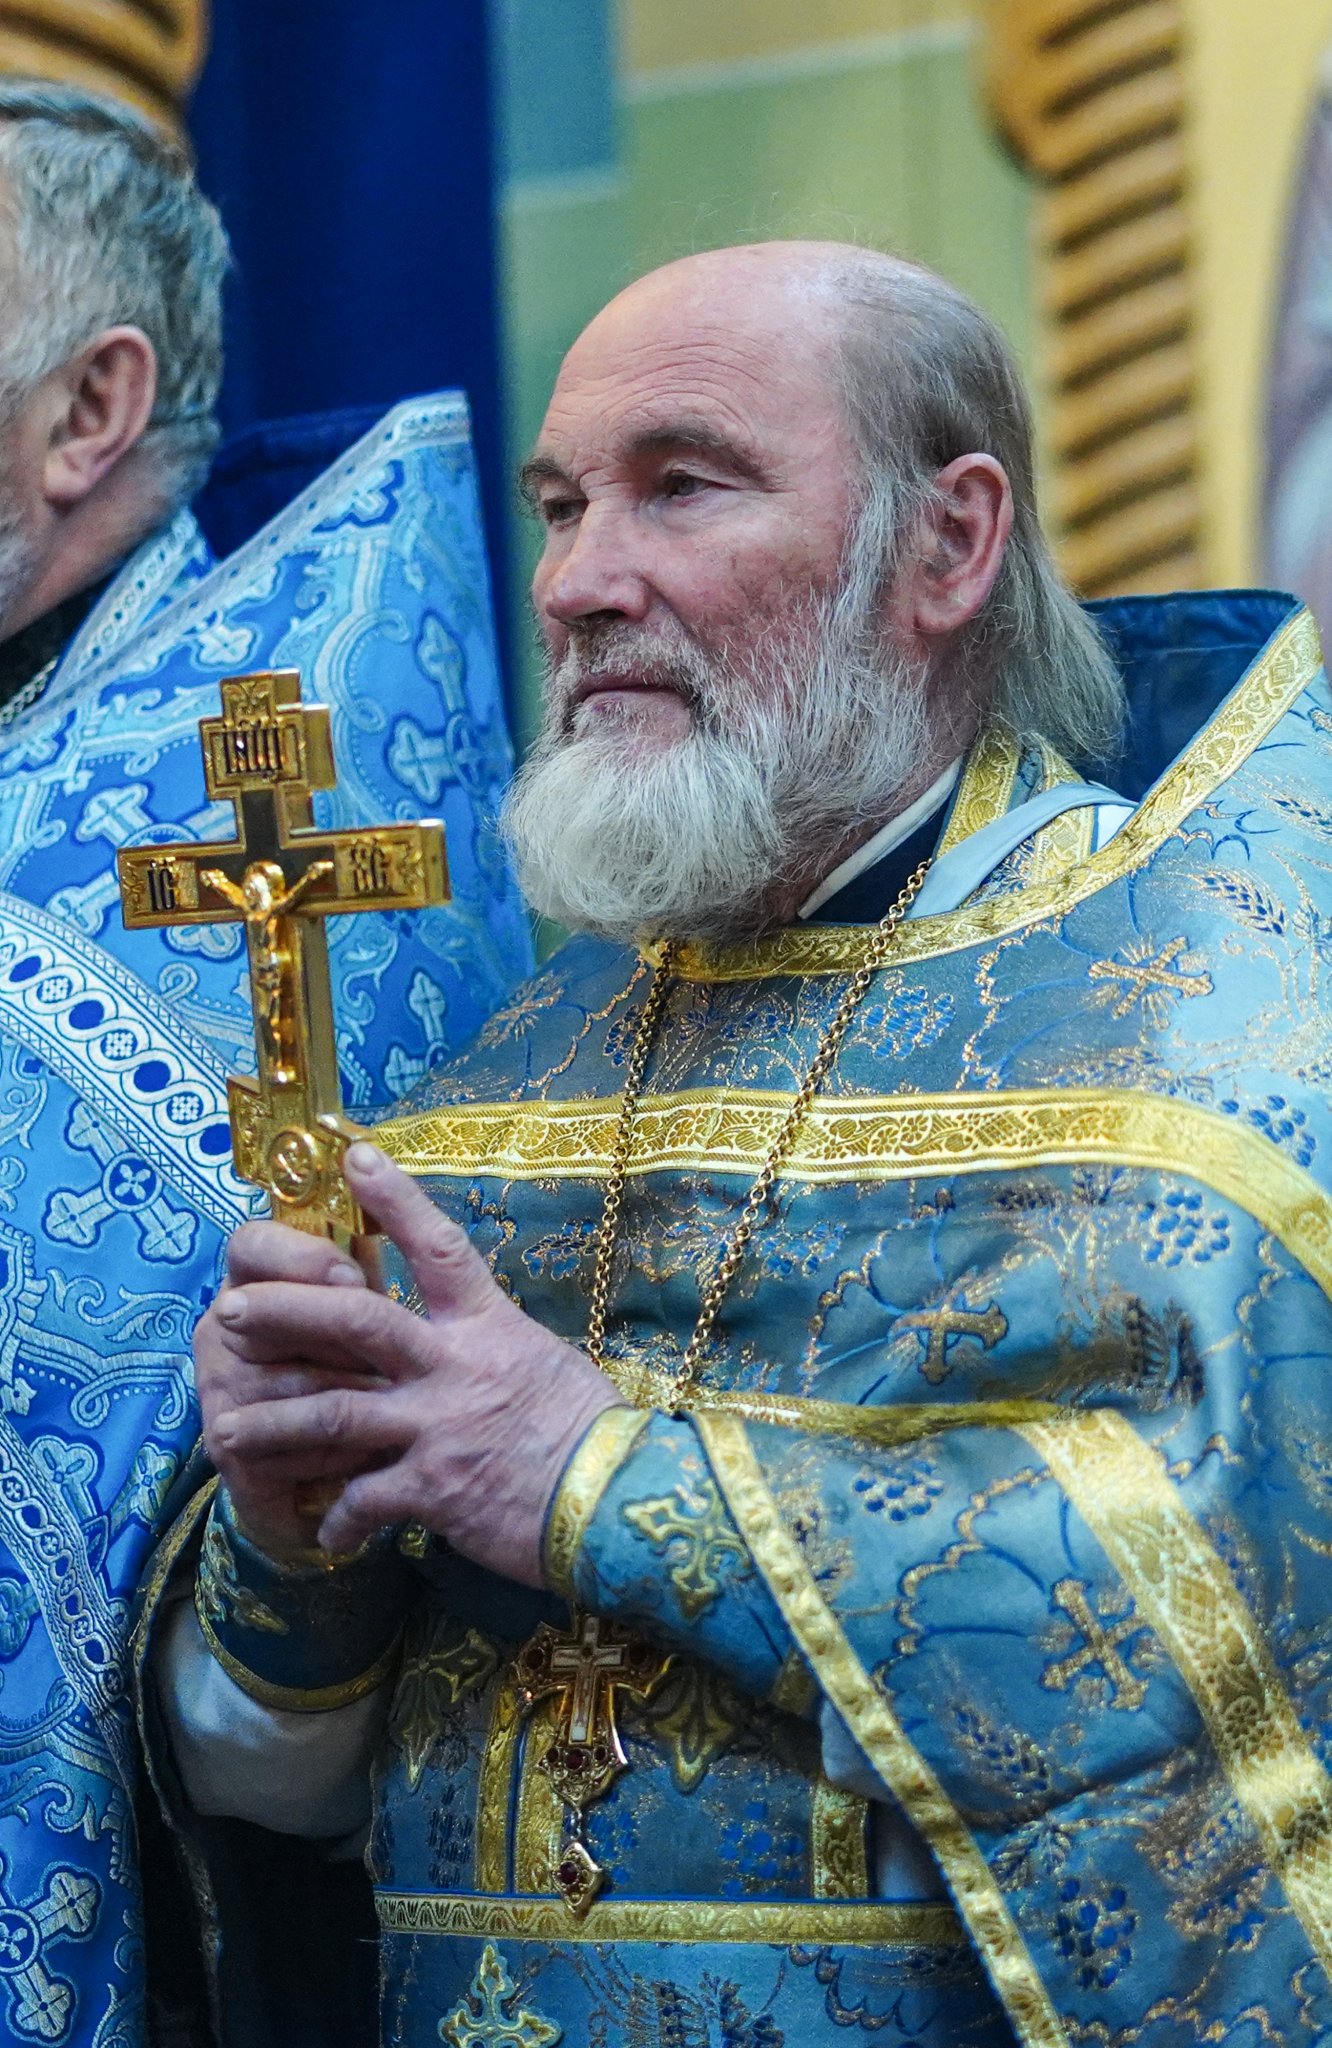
[0,79,530,2048]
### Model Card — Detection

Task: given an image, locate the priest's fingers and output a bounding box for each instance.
[226,1220,368,1292]
[209,1387,411,1467]
[215,1281,431,1381]
[343,1143,495,1318]
[318,1464,419,1557]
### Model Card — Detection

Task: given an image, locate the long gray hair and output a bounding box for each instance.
[830,253,1125,767]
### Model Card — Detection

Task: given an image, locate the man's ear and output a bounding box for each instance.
[42,326,159,512]
[904,453,1014,639]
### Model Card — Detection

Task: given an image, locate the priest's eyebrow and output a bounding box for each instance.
[518,418,770,509]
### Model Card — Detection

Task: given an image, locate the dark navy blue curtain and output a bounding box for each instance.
[187,0,508,651]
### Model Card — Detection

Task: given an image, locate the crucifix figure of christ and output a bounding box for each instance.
[117,670,448,1243]
[515,1612,673,1917]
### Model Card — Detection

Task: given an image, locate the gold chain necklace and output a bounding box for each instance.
[584,858,931,1409]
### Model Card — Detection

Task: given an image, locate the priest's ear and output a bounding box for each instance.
[899,453,1014,642]
[40,325,159,511]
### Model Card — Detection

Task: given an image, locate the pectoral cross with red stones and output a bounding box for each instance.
[516,1612,672,1916]
[117,670,448,1243]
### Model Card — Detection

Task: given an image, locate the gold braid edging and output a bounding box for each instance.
[1021,1408,1332,1974]
[937,730,1022,855]
[543,1405,650,1601]
[811,1775,871,1898]
[380,1086,1332,1307]
[375,1888,964,1947]
[693,1410,1069,2048]
[194,1610,401,1715]
[475,1675,526,1894]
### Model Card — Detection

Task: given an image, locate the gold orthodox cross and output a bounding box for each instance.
[516,1611,672,1916]
[117,670,448,1243]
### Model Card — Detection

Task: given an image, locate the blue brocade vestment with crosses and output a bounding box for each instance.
[0,396,530,2047]
[148,588,1332,2047]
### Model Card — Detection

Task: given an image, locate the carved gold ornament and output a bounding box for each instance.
[987,0,1204,595]
[0,1,207,135]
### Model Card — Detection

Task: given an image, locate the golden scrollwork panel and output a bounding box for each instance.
[0,0,207,133]
[987,0,1204,596]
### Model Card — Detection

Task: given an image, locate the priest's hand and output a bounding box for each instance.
[193,1143,626,1585]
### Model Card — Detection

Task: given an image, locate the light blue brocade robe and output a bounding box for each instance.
[0,398,529,2047]
[163,591,1332,2046]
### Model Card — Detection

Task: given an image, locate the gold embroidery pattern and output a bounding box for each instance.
[1021,1408,1332,1975]
[476,1675,526,1892]
[380,1086,1332,1303]
[694,1410,1069,2048]
[377,1889,965,1948]
[196,1511,285,1638]
[543,1406,649,1601]
[937,730,1022,856]
[769,1647,818,1717]
[195,1622,400,1715]
[513,1697,565,1896]
[643,607,1318,980]
[811,1775,871,1898]
[1041,1580,1149,1712]
[391,1626,498,1791]
[621,1476,750,1620]
[1028,803,1095,887]
[635,1661,747,1791]
[438,1942,561,2048]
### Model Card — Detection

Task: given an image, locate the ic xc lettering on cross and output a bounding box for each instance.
[117,670,448,1242]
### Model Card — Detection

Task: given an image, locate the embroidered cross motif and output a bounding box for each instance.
[438,1942,561,2047]
[43,1100,197,1264]
[1043,1578,1149,1711]
[117,670,448,1241]
[515,1611,671,1916]
[1088,936,1214,1022]
[0,1849,99,2043]
[621,1477,749,1619]
[894,1301,1007,1386]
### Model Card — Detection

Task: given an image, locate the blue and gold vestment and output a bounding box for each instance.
[166,590,1332,2046]
[0,397,529,2046]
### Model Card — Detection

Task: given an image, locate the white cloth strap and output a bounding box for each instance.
[907,780,1122,920]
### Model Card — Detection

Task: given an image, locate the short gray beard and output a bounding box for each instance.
[501,550,935,948]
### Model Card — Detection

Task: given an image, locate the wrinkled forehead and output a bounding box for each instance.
[539,269,853,470]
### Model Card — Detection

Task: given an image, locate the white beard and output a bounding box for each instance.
[501,579,934,947]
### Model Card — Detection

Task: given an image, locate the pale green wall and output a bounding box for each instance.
[496,8,1034,743]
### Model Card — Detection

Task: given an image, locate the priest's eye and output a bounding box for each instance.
[660,471,711,501]
[539,494,582,528]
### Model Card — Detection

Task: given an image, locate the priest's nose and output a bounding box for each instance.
[536,506,654,630]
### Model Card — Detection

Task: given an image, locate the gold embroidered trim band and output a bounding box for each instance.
[645,606,1317,978]
[375,1889,964,1947]
[811,1775,871,1898]
[1022,1408,1332,1975]
[694,1410,1068,2048]
[195,1614,401,1715]
[476,1676,526,1894]
[544,1406,649,1601]
[129,1472,215,1682]
[937,729,1021,856]
[379,1086,1332,1304]
[698,1392,1060,1446]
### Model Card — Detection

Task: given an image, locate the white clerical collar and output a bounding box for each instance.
[797,758,963,920]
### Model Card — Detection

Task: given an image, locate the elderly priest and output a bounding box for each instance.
[146,242,1332,2047]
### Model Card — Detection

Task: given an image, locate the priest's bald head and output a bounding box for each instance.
[503,241,1123,945]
